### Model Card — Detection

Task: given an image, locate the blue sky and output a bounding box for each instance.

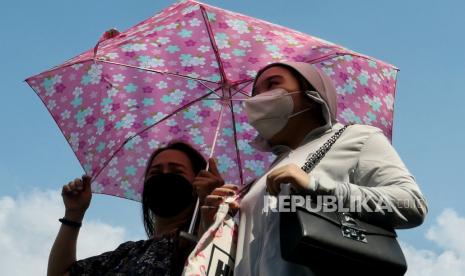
[1,0,465,274]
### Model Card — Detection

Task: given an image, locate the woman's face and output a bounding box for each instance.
[253,65,312,115]
[253,66,300,95]
[145,149,196,184]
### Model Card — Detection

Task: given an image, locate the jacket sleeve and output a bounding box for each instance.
[311,130,428,229]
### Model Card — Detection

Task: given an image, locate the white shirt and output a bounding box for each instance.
[234,123,428,276]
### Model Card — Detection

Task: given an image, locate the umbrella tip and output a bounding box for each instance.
[102,28,120,40]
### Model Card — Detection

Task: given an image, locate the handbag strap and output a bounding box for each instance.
[301,125,350,173]
[233,125,350,200]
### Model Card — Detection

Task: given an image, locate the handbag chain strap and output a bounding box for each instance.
[235,125,350,201]
[298,124,370,243]
[301,124,350,173]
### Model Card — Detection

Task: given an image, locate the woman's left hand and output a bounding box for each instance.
[266,164,311,196]
[193,158,225,204]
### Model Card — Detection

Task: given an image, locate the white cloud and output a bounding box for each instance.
[403,209,465,276]
[0,189,128,275]
[426,209,465,256]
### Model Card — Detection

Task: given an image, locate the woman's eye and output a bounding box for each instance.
[148,171,160,177]
[268,81,278,88]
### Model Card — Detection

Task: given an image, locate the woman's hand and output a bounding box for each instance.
[192,158,225,204]
[61,175,92,222]
[49,175,92,276]
[199,184,239,235]
[266,164,311,196]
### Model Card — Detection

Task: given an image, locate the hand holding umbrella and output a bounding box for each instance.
[49,175,92,276]
[192,158,225,204]
[61,175,92,222]
[183,158,227,239]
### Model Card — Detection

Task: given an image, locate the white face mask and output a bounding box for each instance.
[244,88,311,140]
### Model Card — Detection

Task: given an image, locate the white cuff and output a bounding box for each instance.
[306,174,318,192]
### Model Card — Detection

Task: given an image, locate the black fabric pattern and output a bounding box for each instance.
[69,234,178,276]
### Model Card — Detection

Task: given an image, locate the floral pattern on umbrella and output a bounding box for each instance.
[26,0,398,201]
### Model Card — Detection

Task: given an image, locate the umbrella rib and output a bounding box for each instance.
[208,104,226,160]
[25,57,222,84]
[196,78,220,95]
[232,81,253,97]
[96,59,222,94]
[91,90,219,182]
[199,5,228,85]
[231,78,253,87]
[306,52,399,71]
[24,51,397,83]
[227,93,245,186]
[388,73,399,142]
[95,59,220,84]
[203,86,248,101]
[231,91,250,99]
[98,58,222,98]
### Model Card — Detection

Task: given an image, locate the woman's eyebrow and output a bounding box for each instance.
[148,163,188,170]
[148,164,162,170]
[253,75,284,93]
[266,75,284,82]
[146,166,161,175]
[146,163,188,175]
[168,163,188,170]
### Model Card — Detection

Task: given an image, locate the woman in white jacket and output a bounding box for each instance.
[202,62,428,276]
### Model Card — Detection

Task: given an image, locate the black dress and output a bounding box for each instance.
[69,232,188,276]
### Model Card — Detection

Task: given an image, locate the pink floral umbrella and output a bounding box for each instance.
[26,0,398,201]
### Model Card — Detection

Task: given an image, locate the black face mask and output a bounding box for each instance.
[142,173,196,218]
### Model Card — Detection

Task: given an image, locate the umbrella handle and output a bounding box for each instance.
[178,198,200,247]
[184,154,209,236]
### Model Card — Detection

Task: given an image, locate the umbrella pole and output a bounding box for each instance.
[188,198,200,234]
[180,102,225,243]
[178,199,200,247]
[179,172,206,244]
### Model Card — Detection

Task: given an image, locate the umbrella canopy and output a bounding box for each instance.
[26,0,398,201]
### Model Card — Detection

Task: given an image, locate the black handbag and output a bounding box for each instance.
[280,125,407,275]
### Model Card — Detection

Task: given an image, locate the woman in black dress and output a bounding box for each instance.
[47,141,224,276]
